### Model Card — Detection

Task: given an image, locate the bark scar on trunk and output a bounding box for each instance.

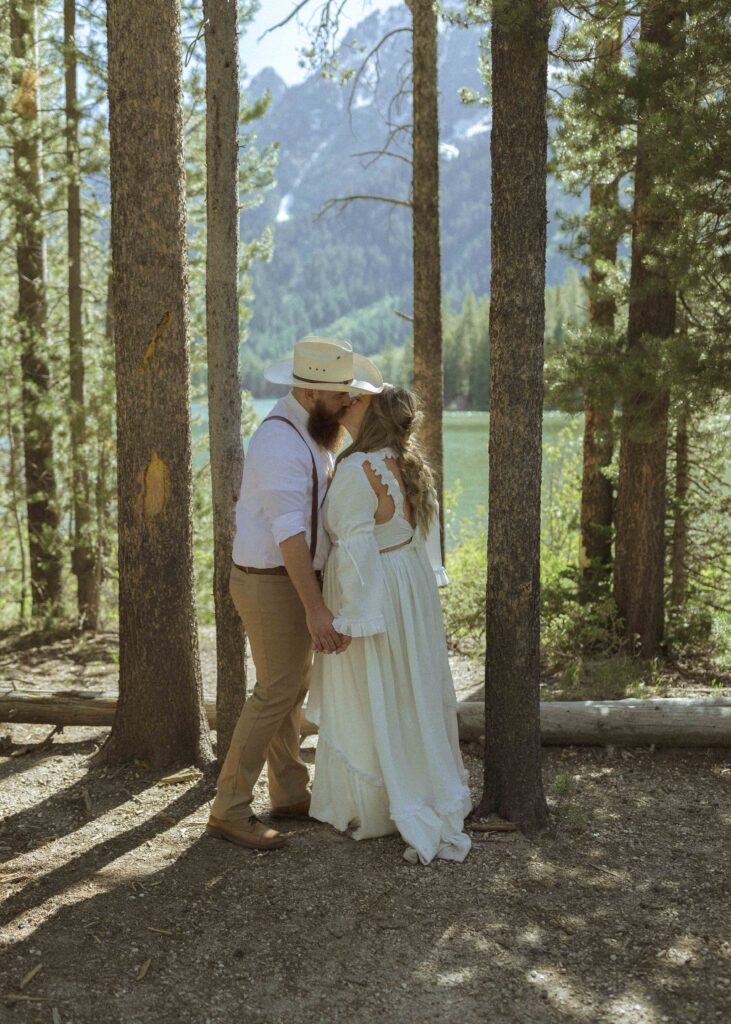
[143,310,171,371]
[12,69,38,116]
[138,451,170,521]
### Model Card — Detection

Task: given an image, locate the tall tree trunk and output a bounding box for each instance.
[94,273,116,628]
[409,0,444,550]
[476,0,550,836]
[669,404,690,609]
[580,177,617,584]
[580,389,613,576]
[65,0,98,629]
[2,375,28,622]
[579,11,623,585]
[203,0,247,763]
[613,1,681,656]
[10,1,62,618]
[99,0,213,769]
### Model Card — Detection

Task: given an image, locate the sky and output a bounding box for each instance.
[240,0,399,85]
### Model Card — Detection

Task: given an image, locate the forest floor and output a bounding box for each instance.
[0,628,729,1024]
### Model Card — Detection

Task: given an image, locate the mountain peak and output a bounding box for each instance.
[247,67,287,105]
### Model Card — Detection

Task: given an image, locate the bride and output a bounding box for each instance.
[306,385,472,864]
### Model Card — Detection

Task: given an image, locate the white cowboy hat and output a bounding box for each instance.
[263,336,384,395]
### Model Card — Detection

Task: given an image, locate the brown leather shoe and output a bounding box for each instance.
[206,814,286,850]
[269,796,312,820]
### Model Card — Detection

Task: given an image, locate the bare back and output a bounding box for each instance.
[362,456,416,530]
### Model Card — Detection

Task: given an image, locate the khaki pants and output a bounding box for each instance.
[211,566,313,822]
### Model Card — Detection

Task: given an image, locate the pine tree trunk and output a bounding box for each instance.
[409,0,444,550]
[579,2,621,585]
[669,405,690,608]
[94,273,116,627]
[580,12,623,584]
[614,1,681,657]
[580,188,615,579]
[2,375,29,621]
[580,390,613,574]
[476,0,550,836]
[99,0,213,769]
[203,0,247,763]
[10,1,62,618]
[65,0,98,629]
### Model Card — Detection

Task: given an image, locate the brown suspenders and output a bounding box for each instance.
[263,416,320,562]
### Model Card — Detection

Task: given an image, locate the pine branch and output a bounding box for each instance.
[316,194,412,220]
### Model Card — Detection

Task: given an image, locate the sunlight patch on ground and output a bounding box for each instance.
[656,932,705,967]
[604,989,663,1023]
[516,926,546,949]
[526,965,609,1019]
[436,967,475,988]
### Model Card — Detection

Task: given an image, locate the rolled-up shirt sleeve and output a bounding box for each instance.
[248,424,314,547]
[325,460,387,637]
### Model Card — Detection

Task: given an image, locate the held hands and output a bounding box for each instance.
[307,604,352,655]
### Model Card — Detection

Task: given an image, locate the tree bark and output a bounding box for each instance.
[94,273,116,627]
[580,389,613,574]
[203,0,247,763]
[669,404,690,608]
[10,1,63,618]
[65,0,98,630]
[580,11,623,585]
[409,0,444,551]
[99,0,213,769]
[2,374,29,622]
[476,0,550,836]
[614,1,681,656]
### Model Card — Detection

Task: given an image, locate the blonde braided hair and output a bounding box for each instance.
[337,385,436,534]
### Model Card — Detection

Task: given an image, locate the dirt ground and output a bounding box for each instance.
[1,629,729,1024]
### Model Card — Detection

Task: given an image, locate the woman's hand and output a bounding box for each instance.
[334,634,352,654]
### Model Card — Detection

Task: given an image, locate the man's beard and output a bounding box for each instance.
[308,399,347,452]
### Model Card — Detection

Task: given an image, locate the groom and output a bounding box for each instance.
[207,336,383,851]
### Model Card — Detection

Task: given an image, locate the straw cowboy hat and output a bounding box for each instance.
[263,336,384,395]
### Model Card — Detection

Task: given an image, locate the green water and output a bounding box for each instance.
[193,399,583,548]
[441,410,581,546]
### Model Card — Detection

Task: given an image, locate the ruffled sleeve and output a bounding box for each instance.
[424,494,449,587]
[325,458,387,637]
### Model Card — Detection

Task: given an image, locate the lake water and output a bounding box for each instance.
[192,398,583,549]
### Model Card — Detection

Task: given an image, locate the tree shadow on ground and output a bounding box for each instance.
[1,747,728,1024]
[0,737,98,788]
[0,735,201,866]
[0,776,214,932]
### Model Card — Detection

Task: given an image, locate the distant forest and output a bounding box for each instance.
[246,270,586,410]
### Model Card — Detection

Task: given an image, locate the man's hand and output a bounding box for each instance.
[279,533,352,655]
[307,605,345,654]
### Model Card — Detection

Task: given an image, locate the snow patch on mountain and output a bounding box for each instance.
[466,117,491,138]
[440,143,460,161]
[276,193,293,223]
[292,139,330,189]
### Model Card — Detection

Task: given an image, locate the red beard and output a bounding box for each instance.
[307,399,347,452]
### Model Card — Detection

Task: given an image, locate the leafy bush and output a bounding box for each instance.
[441,485,487,654]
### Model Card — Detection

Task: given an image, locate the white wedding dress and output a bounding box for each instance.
[306,449,472,864]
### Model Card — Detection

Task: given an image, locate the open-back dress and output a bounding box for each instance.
[306,449,472,864]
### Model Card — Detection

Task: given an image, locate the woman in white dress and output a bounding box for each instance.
[307,386,472,864]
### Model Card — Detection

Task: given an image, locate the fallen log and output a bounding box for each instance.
[454,696,731,747]
[1,690,730,747]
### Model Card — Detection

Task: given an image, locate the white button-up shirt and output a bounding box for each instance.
[232,391,334,570]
